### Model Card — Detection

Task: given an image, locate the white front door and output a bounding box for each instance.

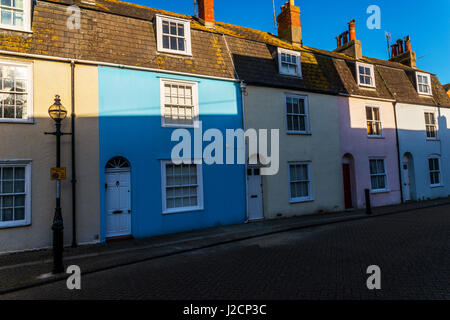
[402,160,411,201]
[105,170,131,238]
[247,167,264,221]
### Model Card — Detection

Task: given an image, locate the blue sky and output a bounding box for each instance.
[128,0,450,84]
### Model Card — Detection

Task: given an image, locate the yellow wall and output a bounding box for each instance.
[0,56,100,253]
[245,86,344,219]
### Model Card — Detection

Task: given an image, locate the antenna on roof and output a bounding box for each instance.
[194,0,198,17]
[385,31,391,59]
[272,0,278,29]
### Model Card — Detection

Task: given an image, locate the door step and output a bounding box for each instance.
[106,235,134,242]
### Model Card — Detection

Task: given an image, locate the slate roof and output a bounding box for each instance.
[0,0,449,106]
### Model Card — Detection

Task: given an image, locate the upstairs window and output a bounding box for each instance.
[160,79,198,128]
[156,15,192,56]
[0,0,31,32]
[356,62,375,88]
[278,48,302,77]
[366,106,382,137]
[0,60,33,122]
[424,112,437,139]
[428,157,441,187]
[416,72,432,95]
[285,94,309,134]
[369,159,388,192]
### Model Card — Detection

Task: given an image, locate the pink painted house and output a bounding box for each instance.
[333,21,402,209]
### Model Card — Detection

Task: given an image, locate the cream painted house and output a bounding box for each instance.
[243,85,344,219]
[0,56,100,253]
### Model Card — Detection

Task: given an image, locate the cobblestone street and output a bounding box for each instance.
[2,204,449,300]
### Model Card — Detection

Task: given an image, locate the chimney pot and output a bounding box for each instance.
[198,0,215,27]
[404,36,411,52]
[348,19,356,41]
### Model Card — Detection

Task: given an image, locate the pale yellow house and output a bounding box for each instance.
[0,56,100,253]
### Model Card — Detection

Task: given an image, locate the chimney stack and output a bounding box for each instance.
[198,0,215,27]
[276,0,302,46]
[389,35,416,68]
[333,19,362,59]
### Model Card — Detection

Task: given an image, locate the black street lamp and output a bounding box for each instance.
[45,95,70,274]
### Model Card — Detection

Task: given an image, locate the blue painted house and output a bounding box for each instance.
[98,68,245,240]
[93,1,246,241]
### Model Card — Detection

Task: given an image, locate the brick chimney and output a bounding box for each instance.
[389,35,416,68]
[333,19,362,59]
[198,0,215,27]
[277,0,302,46]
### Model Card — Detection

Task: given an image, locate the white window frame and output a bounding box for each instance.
[0,0,32,32]
[369,158,389,193]
[424,111,438,140]
[277,48,302,78]
[0,59,33,123]
[428,156,442,187]
[365,105,383,138]
[356,62,376,88]
[0,159,31,228]
[285,94,310,134]
[288,161,313,203]
[416,72,432,96]
[160,78,199,128]
[160,160,204,214]
[155,14,192,56]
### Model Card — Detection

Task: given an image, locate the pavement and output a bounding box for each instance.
[0,197,450,297]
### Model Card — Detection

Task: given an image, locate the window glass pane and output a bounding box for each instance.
[359,66,364,74]
[13,0,23,8]
[169,22,177,35]
[162,20,169,34]
[2,208,13,221]
[1,0,12,6]
[1,9,12,25]
[14,207,24,220]
[366,107,373,120]
[177,38,185,52]
[177,24,184,36]
[170,36,177,50]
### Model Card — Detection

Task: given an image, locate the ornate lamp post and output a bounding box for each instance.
[45,95,70,274]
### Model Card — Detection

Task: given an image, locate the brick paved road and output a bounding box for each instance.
[2,205,449,300]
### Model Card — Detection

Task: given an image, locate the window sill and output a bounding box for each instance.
[162,123,198,129]
[367,135,384,139]
[290,198,314,204]
[286,131,311,136]
[418,92,433,97]
[0,26,33,34]
[163,206,204,215]
[358,85,376,90]
[426,138,439,142]
[0,118,34,124]
[157,49,192,57]
[0,222,31,230]
[279,73,303,79]
[430,184,444,189]
[370,189,390,194]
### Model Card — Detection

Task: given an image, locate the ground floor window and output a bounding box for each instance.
[288,162,313,202]
[369,159,388,192]
[0,161,31,227]
[161,160,203,214]
[428,157,441,186]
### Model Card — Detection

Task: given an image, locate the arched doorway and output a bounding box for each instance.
[105,157,132,238]
[342,154,355,209]
[402,153,415,201]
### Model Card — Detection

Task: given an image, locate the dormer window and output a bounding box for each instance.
[278,48,302,78]
[0,0,31,32]
[155,15,192,56]
[356,62,375,88]
[416,72,432,95]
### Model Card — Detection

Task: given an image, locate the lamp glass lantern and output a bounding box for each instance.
[48,95,67,121]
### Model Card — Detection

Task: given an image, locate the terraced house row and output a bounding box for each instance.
[0,0,449,253]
